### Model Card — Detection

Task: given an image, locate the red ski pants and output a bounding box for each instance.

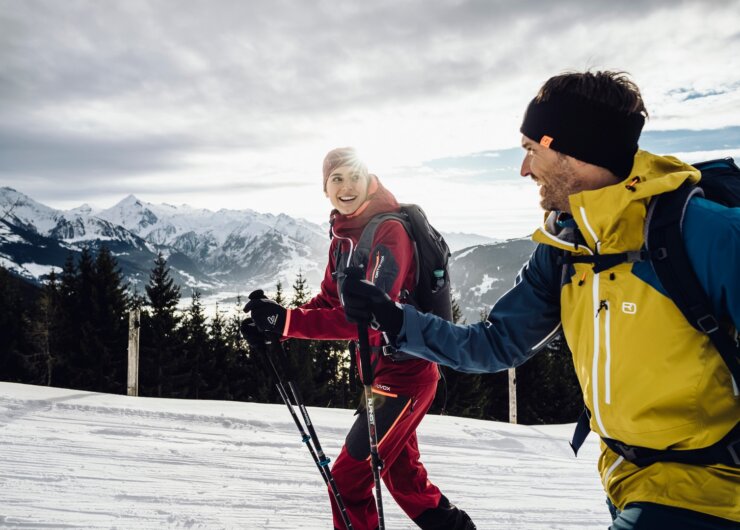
[328,382,441,530]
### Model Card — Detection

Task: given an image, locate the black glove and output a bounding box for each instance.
[340,267,404,336]
[243,289,287,336]
[239,317,268,353]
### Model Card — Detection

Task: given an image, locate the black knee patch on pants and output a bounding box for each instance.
[345,392,411,461]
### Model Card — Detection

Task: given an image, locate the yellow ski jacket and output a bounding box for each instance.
[399,150,739,521]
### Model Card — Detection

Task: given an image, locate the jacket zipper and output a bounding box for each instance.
[591,272,610,437]
[603,300,612,405]
[581,207,611,437]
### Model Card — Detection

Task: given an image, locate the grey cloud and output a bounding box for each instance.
[10,177,311,204]
[2,0,739,190]
[667,84,740,102]
[0,126,202,176]
[2,0,715,117]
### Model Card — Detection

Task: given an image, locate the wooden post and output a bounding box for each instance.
[508,367,517,424]
[127,309,141,396]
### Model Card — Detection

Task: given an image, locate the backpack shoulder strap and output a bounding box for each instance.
[646,182,740,383]
[352,211,416,274]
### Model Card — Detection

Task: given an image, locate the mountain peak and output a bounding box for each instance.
[68,203,96,215]
[118,194,142,207]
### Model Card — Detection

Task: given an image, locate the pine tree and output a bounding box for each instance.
[140,253,186,398]
[282,271,318,403]
[0,267,35,382]
[311,339,353,408]
[182,291,213,399]
[28,270,61,386]
[290,271,310,307]
[53,253,80,388]
[516,334,582,424]
[208,305,234,400]
[65,247,99,391]
[89,246,128,394]
[274,281,285,306]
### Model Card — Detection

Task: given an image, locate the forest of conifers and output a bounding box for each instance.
[0,248,583,424]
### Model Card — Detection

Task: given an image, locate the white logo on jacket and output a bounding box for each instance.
[622,302,637,314]
[267,315,278,326]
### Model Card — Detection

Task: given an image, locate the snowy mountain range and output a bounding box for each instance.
[450,239,537,322]
[0,186,532,319]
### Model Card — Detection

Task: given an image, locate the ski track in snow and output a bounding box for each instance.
[0,383,611,529]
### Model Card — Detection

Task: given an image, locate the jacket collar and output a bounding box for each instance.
[533,150,700,254]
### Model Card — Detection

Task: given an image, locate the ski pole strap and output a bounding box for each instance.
[602,422,740,468]
[569,407,592,457]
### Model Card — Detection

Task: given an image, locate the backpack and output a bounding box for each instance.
[352,203,453,322]
[569,156,740,467]
[646,157,740,386]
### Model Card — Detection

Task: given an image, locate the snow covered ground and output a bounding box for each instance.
[0,382,612,529]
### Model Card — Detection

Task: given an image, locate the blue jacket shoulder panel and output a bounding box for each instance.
[683,197,740,327]
[397,243,562,373]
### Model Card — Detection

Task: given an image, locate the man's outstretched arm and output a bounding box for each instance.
[341,243,563,373]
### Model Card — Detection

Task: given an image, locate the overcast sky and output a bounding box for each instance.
[2,0,739,238]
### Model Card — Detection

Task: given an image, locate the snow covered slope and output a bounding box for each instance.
[0,382,610,529]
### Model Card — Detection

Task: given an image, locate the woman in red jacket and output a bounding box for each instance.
[245,147,475,530]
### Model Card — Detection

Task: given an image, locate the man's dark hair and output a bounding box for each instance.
[535,70,648,118]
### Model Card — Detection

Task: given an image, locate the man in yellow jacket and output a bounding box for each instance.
[340,70,740,529]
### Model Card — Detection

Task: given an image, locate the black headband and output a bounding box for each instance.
[520,93,645,178]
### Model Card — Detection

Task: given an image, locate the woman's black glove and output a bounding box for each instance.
[243,289,287,336]
[239,317,267,353]
[340,267,404,336]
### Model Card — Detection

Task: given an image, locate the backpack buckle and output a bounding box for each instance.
[381,345,398,357]
[697,314,719,334]
[653,247,668,261]
[613,441,639,462]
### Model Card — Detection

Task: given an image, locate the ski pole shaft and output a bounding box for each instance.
[274,381,329,482]
[288,382,330,466]
[259,340,330,480]
[356,323,385,530]
[288,381,354,530]
[264,339,354,530]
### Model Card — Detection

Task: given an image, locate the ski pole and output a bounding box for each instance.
[341,266,385,529]
[257,337,353,530]
[279,350,354,530]
[356,323,385,530]
[259,339,326,476]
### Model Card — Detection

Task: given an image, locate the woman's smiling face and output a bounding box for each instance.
[324,165,370,215]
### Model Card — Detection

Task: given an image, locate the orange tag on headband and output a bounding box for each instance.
[539,135,554,148]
